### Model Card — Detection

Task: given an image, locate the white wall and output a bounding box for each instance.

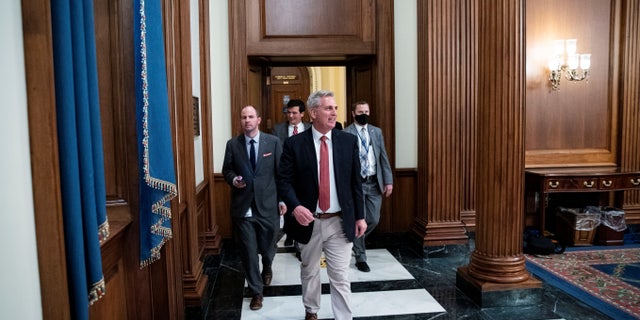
[211,0,232,172]
[394,0,418,168]
[191,0,204,184]
[0,0,43,318]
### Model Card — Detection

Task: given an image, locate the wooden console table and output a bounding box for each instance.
[524,167,640,233]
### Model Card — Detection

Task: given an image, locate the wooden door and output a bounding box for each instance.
[347,62,375,126]
[265,66,310,131]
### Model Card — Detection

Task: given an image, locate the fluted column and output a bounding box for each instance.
[620,0,640,222]
[413,0,476,248]
[456,0,541,306]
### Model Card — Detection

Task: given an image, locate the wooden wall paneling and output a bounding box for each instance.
[158,0,188,316]
[90,228,128,320]
[229,0,249,134]
[414,0,472,246]
[390,170,418,232]
[619,0,640,223]
[248,65,263,118]
[372,0,397,233]
[90,262,127,320]
[92,1,139,315]
[196,184,210,249]
[214,174,233,238]
[162,0,208,308]
[461,0,478,231]
[525,0,618,167]
[22,0,71,317]
[198,0,222,254]
[245,0,375,56]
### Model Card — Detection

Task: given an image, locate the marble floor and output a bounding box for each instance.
[187,233,617,320]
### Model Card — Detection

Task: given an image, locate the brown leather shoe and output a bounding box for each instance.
[305,312,318,320]
[249,294,263,310]
[261,268,273,286]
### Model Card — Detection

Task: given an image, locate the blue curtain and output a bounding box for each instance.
[135,0,178,267]
[50,0,108,318]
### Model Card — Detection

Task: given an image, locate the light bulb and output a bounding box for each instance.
[580,54,591,70]
[548,57,560,71]
[565,39,577,55]
[567,53,579,70]
[553,40,565,56]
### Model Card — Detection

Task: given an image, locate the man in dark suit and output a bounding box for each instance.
[344,101,394,272]
[271,99,311,249]
[277,90,366,320]
[272,99,312,143]
[222,106,286,311]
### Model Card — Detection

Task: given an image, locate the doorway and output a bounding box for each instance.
[263,66,348,132]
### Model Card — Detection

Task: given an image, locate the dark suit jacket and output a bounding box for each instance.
[277,128,364,244]
[344,123,393,192]
[222,132,282,221]
[272,121,312,143]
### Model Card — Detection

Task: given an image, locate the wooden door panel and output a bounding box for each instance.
[265,67,310,131]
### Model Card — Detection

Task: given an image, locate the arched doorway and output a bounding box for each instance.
[264,66,349,131]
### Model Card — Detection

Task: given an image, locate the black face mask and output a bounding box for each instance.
[354,114,369,125]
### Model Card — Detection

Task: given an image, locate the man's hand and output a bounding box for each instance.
[293,205,314,226]
[355,219,367,238]
[384,185,393,197]
[232,176,246,188]
[278,202,287,215]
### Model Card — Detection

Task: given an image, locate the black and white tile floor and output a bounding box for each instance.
[189,233,613,320]
[240,246,445,319]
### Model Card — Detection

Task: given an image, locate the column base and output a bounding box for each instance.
[456,266,542,308]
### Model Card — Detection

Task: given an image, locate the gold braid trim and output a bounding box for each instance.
[88,277,106,305]
[98,220,110,244]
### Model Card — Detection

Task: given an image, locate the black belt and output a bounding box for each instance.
[313,211,342,219]
[361,175,376,183]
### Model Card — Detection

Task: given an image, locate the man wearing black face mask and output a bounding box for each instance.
[344,101,393,272]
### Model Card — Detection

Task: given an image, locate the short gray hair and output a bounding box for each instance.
[307,90,334,110]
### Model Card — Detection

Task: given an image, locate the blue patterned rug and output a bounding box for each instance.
[526,248,640,320]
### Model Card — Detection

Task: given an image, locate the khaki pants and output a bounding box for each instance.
[299,216,353,320]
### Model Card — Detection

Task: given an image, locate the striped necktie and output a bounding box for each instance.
[359,127,369,178]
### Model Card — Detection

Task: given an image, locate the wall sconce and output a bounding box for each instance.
[548,39,591,91]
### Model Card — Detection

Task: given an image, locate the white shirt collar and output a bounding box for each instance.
[312,126,332,141]
[245,131,260,143]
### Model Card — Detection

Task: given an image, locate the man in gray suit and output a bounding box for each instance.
[272,99,311,249]
[222,106,286,311]
[344,101,393,272]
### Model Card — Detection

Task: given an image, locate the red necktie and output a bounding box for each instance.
[293,125,298,135]
[318,136,330,212]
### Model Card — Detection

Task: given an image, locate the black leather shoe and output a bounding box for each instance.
[249,294,263,310]
[261,268,273,286]
[356,261,371,272]
[305,312,318,320]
